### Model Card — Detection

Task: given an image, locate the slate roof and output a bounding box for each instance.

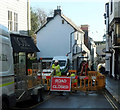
[36,14,84,34]
[61,14,84,33]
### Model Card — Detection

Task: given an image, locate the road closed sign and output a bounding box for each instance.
[50,77,71,91]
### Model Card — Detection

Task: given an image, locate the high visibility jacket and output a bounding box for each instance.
[71,73,77,84]
[52,64,61,76]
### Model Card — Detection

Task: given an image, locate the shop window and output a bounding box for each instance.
[19,53,26,65]
[14,53,19,64]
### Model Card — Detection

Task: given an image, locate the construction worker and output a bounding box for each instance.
[71,73,78,87]
[80,61,88,76]
[52,60,61,76]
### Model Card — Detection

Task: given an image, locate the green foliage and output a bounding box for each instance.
[30,7,39,36]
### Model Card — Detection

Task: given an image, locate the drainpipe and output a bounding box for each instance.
[70,31,76,53]
[112,49,115,78]
[66,30,77,69]
[67,30,77,55]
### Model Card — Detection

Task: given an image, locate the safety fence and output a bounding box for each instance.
[36,70,105,92]
[71,71,105,91]
[15,63,42,91]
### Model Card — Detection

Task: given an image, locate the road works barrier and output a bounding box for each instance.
[36,70,105,92]
[71,71,105,92]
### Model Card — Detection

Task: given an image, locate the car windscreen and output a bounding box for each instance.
[59,60,66,67]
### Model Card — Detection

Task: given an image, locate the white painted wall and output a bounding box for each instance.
[37,15,74,59]
[0,0,30,33]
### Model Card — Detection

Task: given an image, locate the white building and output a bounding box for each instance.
[104,0,120,79]
[0,0,31,35]
[0,0,39,74]
[89,38,97,70]
[36,8,90,70]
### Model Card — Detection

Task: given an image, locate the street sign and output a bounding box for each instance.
[50,77,71,91]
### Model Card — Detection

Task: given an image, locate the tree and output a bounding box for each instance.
[30,7,39,36]
[37,8,47,28]
[30,7,54,40]
[30,7,48,44]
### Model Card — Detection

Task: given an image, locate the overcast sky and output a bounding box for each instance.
[30,0,109,41]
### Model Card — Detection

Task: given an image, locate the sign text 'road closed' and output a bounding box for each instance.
[50,77,71,91]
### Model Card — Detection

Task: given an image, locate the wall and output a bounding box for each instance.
[37,15,74,59]
[109,0,120,24]
[0,0,30,33]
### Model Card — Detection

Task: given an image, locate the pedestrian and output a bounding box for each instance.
[51,60,61,76]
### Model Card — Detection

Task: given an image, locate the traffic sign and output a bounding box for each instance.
[50,77,71,91]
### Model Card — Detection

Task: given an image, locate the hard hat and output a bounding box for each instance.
[55,60,58,63]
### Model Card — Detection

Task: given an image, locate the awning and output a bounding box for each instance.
[10,33,40,53]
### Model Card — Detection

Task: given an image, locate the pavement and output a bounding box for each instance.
[105,75,120,104]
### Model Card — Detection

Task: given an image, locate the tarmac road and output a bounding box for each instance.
[12,91,119,110]
[32,91,114,110]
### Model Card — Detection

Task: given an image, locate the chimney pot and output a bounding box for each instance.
[54,6,61,16]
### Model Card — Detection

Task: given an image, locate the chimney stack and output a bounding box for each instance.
[81,25,89,49]
[54,6,61,16]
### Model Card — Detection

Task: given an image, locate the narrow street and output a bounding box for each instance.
[12,90,120,110]
[33,92,112,109]
[1,1,120,110]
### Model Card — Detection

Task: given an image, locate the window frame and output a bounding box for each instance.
[14,12,18,32]
[110,0,113,14]
[8,11,13,31]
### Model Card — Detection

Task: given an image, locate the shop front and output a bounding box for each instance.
[10,33,40,75]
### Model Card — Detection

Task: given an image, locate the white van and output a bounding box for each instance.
[51,56,70,75]
[0,24,16,110]
[0,25,44,110]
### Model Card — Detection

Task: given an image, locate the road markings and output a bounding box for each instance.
[104,92,118,110]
